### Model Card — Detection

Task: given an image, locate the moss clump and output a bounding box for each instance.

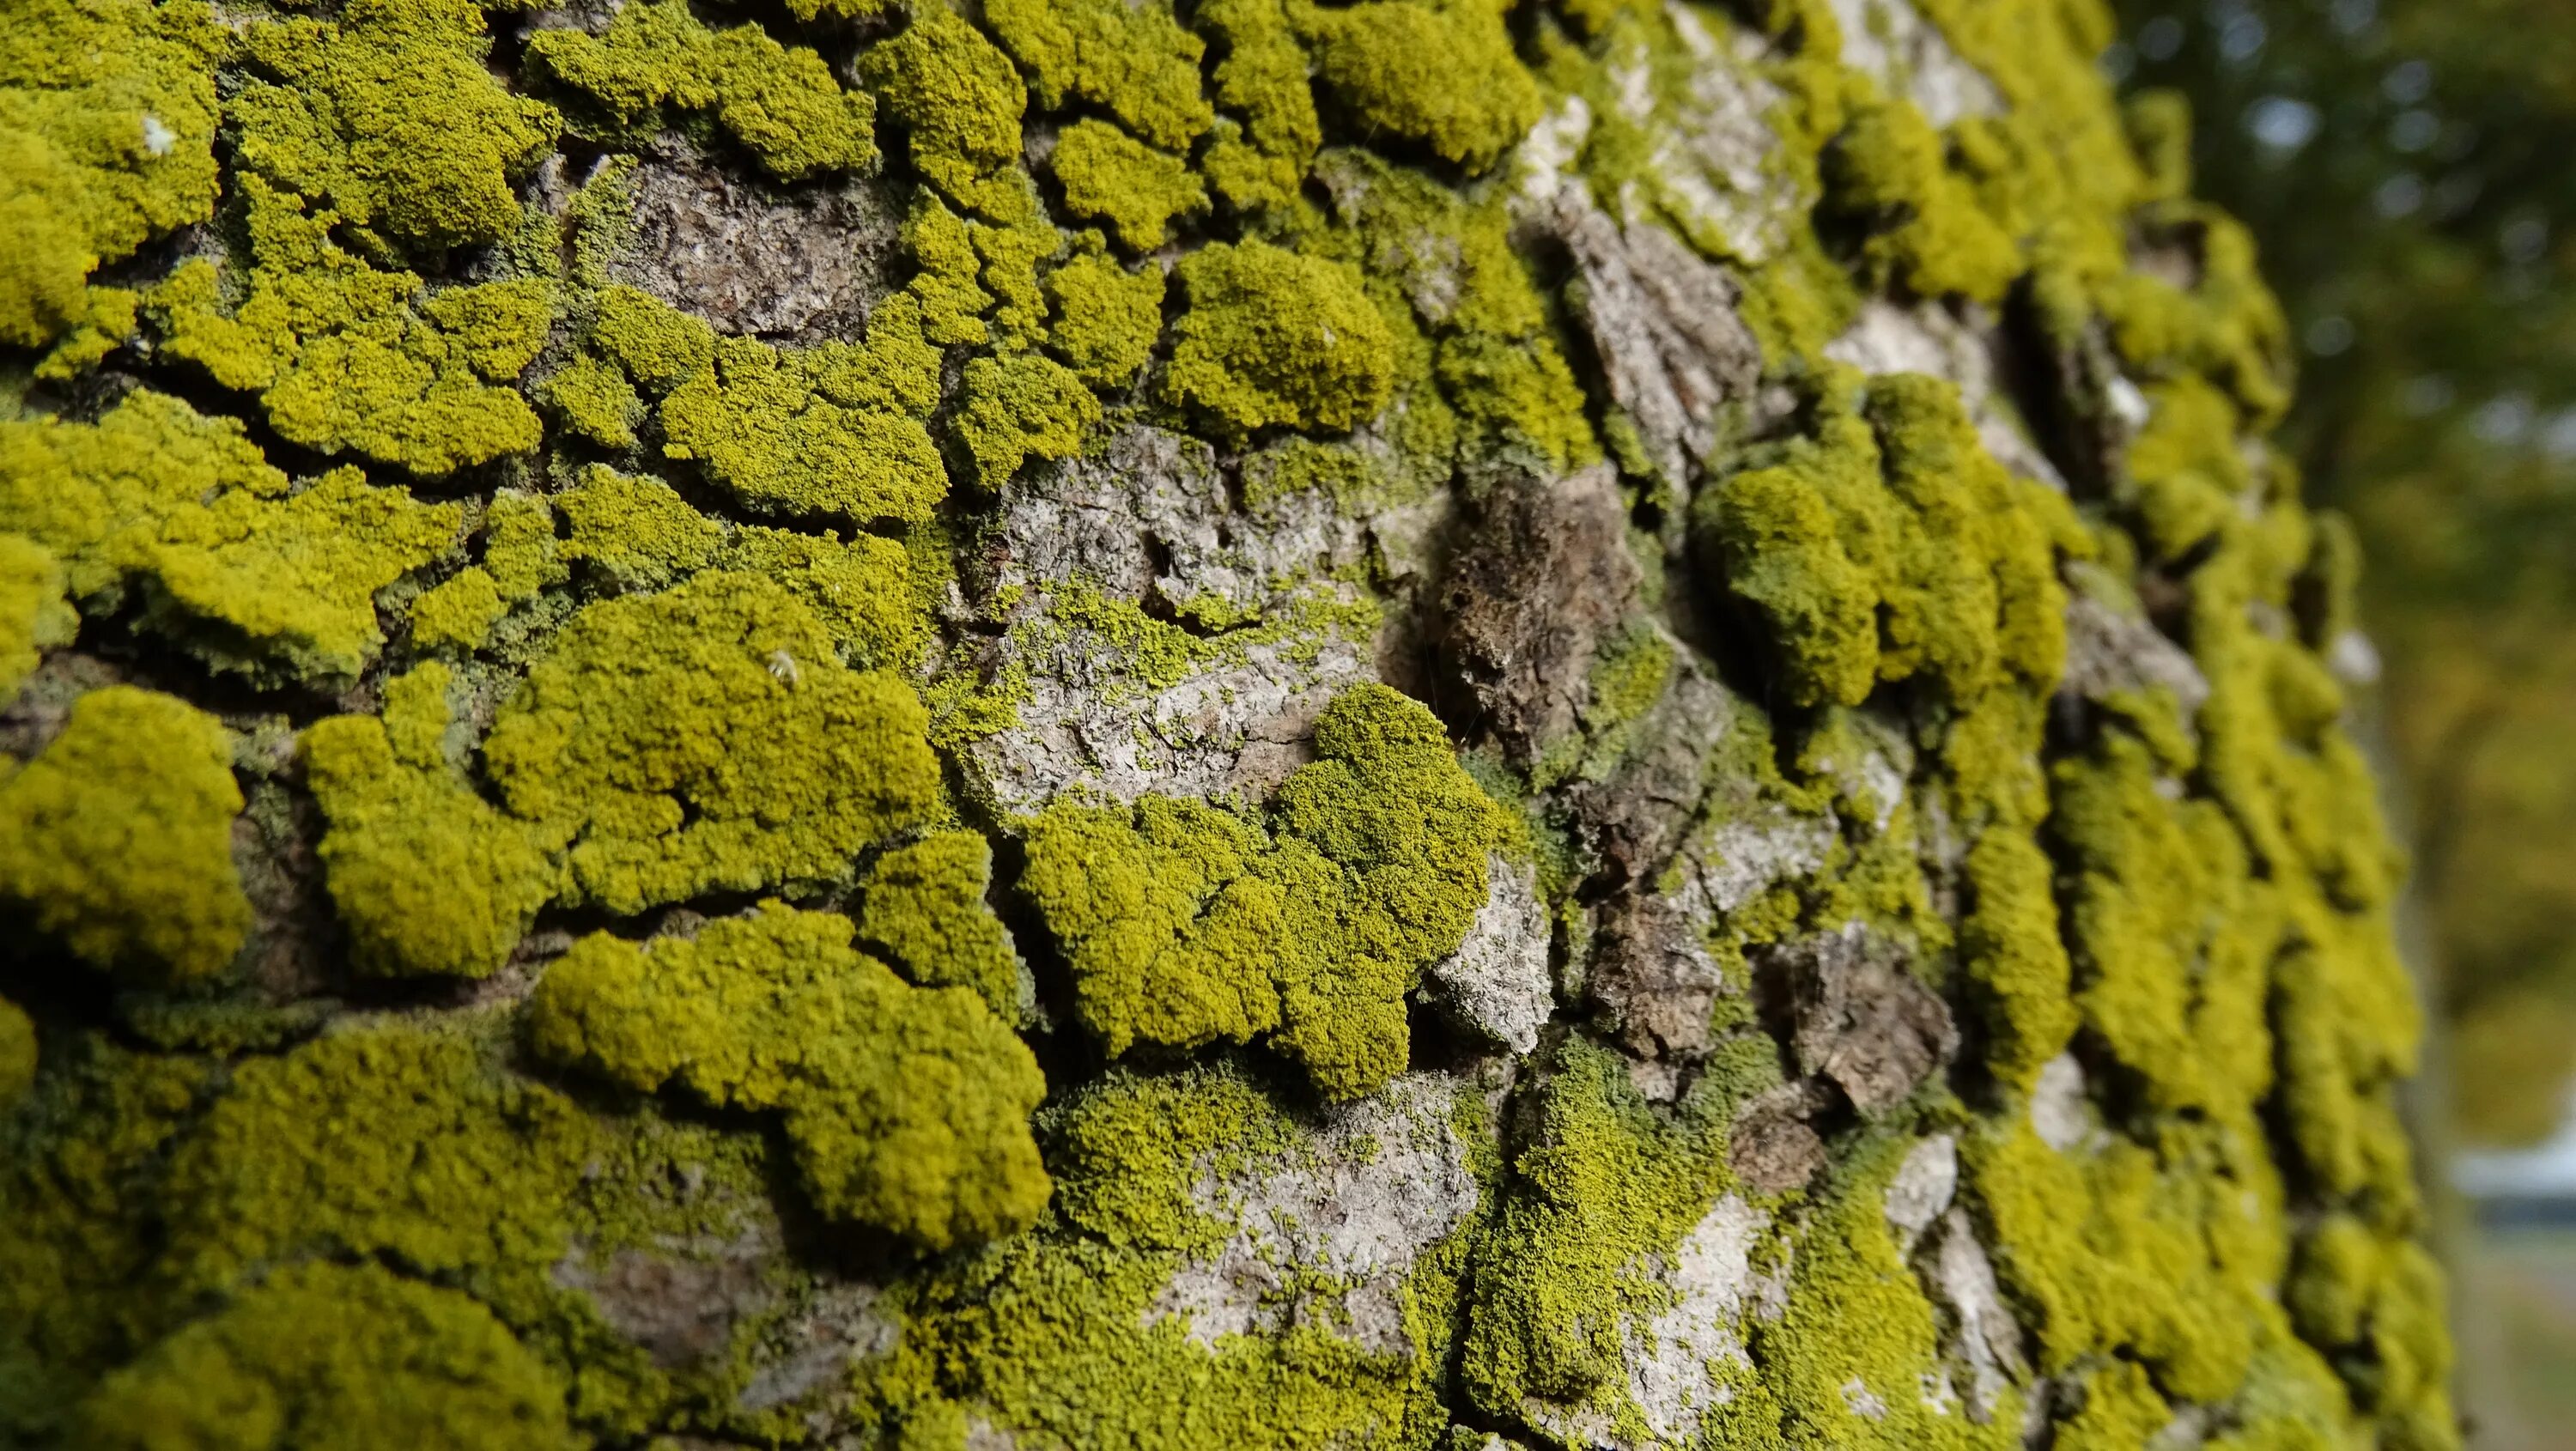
[527,905,1050,1250]
[1044,244,1167,387]
[75,1260,577,1451]
[304,665,556,980]
[526,0,876,181]
[0,0,222,353]
[1695,371,2069,709]
[0,686,250,981]
[0,535,76,700]
[0,389,459,686]
[1021,684,1516,1099]
[481,572,942,915]
[987,0,1212,151]
[1302,0,1543,173]
[152,179,548,477]
[1165,241,1397,436]
[860,831,1028,1022]
[231,0,557,258]
[1050,120,1208,252]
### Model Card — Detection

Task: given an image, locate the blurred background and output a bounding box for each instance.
[2104,0,2576,1441]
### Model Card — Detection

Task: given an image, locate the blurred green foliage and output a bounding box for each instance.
[2112,0,2576,1144]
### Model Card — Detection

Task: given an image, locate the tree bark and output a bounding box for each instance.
[0,0,2457,1448]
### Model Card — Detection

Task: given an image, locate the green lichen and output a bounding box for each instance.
[481,571,942,914]
[1462,1036,1776,1430]
[0,389,460,686]
[860,830,1029,1022]
[658,323,948,523]
[588,284,715,396]
[76,1260,578,1451]
[410,491,567,652]
[1301,0,1543,173]
[526,905,1049,1250]
[0,999,34,1108]
[987,0,1213,151]
[541,351,646,448]
[304,665,555,980]
[0,0,222,351]
[1165,240,1397,437]
[1051,120,1209,252]
[231,0,557,258]
[955,349,1103,486]
[1043,244,1168,388]
[526,0,877,181]
[0,685,250,982]
[860,8,1029,218]
[1197,0,1323,212]
[885,1063,1475,1449]
[152,178,549,476]
[1821,92,2020,306]
[559,466,722,592]
[1020,684,1516,1099]
[0,534,76,699]
[1695,370,2069,709]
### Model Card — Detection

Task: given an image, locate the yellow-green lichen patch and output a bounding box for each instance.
[1164,241,1397,437]
[1461,1035,1777,1431]
[0,999,34,1108]
[955,350,1103,487]
[75,1260,577,1451]
[304,665,556,980]
[526,905,1049,1250]
[540,351,646,448]
[0,389,460,687]
[559,466,723,592]
[481,572,942,915]
[1300,0,1542,173]
[1050,120,1208,252]
[1967,1116,2280,1405]
[1196,0,1324,213]
[410,491,567,653]
[526,0,877,181]
[859,7,1030,218]
[1311,148,1598,473]
[1696,370,2069,710]
[658,326,949,524]
[1043,243,1167,388]
[1820,92,2020,306]
[987,0,1213,151]
[1020,684,1516,1100]
[1955,828,2075,1092]
[0,686,250,982]
[0,0,222,352]
[231,0,557,258]
[588,284,716,396]
[860,831,1027,1023]
[888,1063,1474,1449]
[152,178,548,477]
[0,535,76,700]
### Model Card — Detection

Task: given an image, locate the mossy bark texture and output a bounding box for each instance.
[0,1,2456,1448]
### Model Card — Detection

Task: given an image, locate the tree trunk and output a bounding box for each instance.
[0,0,2457,1448]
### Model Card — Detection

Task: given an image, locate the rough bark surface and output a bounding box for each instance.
[0,0,2456,1448]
